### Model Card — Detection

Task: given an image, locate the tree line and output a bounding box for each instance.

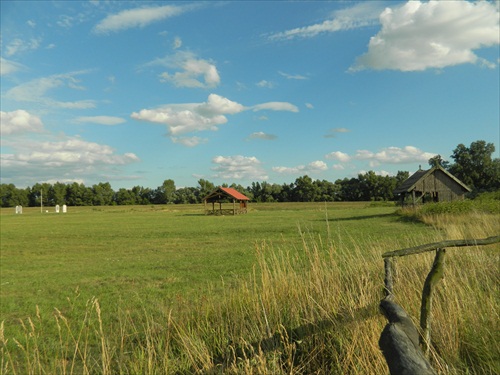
[0,172,409,208]
[1,140,498,208]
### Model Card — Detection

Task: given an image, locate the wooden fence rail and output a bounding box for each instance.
[379,235,500,375]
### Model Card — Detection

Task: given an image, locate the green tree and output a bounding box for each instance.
[48,182,67,205]
[336,177,363,201]
[173,187,198,204]
[115,188,137,205]
[428,155,450,169]
[151,180,176,204]
[92,182,114,206]
[293,175,318,202]
[0,184,29,207]
[197,179,215,200]
[395,171,410,186]
[449,140,499,191]
[65,182,93,206]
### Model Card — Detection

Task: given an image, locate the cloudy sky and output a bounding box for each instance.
[1,1,499,189]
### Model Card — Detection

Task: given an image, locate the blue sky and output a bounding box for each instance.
[1,1,499,189]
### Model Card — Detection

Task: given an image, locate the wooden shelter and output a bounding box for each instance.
[394,165,471,206]
[203,187,250,215]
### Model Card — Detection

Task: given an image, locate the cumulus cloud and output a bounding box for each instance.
[4,71,96,109]
[131,94,245,136]
[94,4,188,34]
[148,51,220,88]
[268,1,382,40]
[1,110,44,135]
[326,146,436,167]
[325,151,351,162]
[354,146,436,166]
[0,58,26,76]
[75,116,126,125]
[131,94,298,145]
[211,155,268,181]
[351,0,500,71]
[273,160,328,175]
[1,135,139,185]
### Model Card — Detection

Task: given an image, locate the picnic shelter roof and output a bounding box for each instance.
[204,187,250,202]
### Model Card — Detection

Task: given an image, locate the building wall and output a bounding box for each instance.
[414,170,467,202]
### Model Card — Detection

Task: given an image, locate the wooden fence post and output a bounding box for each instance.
[384,257,394,299]
[419,248,446,356]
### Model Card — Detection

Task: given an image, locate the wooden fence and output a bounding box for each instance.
[379,235,500,375]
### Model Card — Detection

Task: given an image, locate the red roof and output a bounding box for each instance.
[220,187,250,200]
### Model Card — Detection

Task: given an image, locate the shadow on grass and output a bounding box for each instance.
[204,303,379,373]
[324,212,396,222]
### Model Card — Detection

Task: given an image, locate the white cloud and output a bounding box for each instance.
[273,160,328,174]
[358,169,392,177]
[75,116,126,125]
[211,155,268,180]
[57,15,75,28]
[351,0,500,72]
[131,94,298,145]
[252,102,299,112]
[171,136,208,147]
[150,51,220,88]
[0,58,26,76]
[268,1,382,40]
[325,151,351,162]
[4,71,96,109]
[94,4,187,34]
[246,132,277,141]
[326,146,436,168]
[1,110,44,135]
[173,36,182,49]
[278,71,308,80]
[1,135,139,184]
[305,103,314,109]
[5,38,41,57]
[256,80,275,88]
[131,94,245,136]
[324,127,350,138]
[354,146,436,165]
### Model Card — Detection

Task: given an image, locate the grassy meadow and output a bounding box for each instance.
[0,202,498,374]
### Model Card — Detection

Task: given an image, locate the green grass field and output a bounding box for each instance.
[1,202,498,374]
[1,203,421,322]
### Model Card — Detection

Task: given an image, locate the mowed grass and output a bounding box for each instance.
[1,203,418,324]
[1,202,498,374]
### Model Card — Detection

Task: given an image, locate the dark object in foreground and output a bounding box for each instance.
[379,299,437,375]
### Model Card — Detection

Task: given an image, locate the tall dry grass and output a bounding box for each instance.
[1,213,498,374]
